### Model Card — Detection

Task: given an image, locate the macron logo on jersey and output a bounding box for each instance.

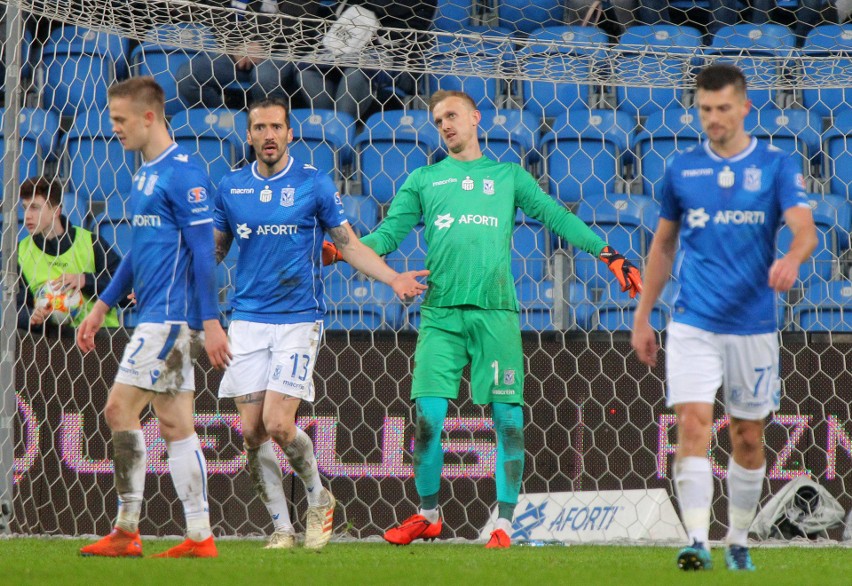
[173,154,189,163]
[687,207,766,229]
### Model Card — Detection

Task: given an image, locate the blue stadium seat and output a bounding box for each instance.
[520,26,608,118]
[809,194,851,249]
[512,222,550,282]
[594,279,676,331]
[498,0,565,35]
[130,24,216,116]
[426,26,513,109]
[64,109,135,220]
[354,110,442,204]
[341,195,380,236]
[516,277,558,330]
[743,108,821,175]
[823,110,852,197]
[432,0,477,32]
[615,25,702,117]
[385,226,427,274]
[323,276,403,330]
[478,108,540,165]
[41,25,129,117]
[634,108,703,200]
[95,215,133,258]
[793,280,852,331]
[289,109,356,176]
[170,108,247,185]
[541,109,634,205]
[708,24,797,110]
[777,222,834,285]
[0,108,60,205]
[573,195,652,288]
[802,24,852,119]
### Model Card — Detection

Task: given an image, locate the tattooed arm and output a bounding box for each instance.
[214,228,235,265]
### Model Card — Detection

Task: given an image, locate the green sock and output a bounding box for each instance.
[492,402,524,506]
[413,397,448,503]
[498,501,516,521]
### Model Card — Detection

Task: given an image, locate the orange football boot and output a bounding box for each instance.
[383,514,442,545]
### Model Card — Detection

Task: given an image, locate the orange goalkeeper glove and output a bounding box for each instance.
[322,241,343,266]
[599,245,643,298]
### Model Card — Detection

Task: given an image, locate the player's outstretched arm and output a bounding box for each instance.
[327,223,429,300]
[769,206,817,293]
[631,218,679,368]
[599,246,643,299]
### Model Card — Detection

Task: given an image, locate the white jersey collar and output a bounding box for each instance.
[703,136,757,163]
[141,142,178,168]
[251,156,294,182]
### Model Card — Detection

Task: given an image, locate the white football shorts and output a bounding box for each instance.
[218,320,324,402]
[115,322,203,393]
[665,321,781,420]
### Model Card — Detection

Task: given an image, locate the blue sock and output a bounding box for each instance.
[413,397,448,504]
[492,402,524,508]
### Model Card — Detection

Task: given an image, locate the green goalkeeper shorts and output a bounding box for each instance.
[411,305,524,405]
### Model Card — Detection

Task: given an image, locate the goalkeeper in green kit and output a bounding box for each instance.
[324,90,643,548]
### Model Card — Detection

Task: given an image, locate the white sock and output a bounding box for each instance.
[726,459,765,547]
[167,434,212,541]
[282,428,324,506]
[113,430,146,533]
[674,456,713,545]
[419,507,440,524]
[495,518,512,534]
[247,441,293,533]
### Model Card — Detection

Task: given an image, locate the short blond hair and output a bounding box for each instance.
[107,76,166,119]
[428,90,477,113]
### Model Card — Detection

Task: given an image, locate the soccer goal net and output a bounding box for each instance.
[2,0,852,543]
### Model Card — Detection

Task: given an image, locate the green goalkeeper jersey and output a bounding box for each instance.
[360,156,607,311]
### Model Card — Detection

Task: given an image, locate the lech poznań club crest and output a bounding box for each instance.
[260,187,272,203]
[744,168,762,192]
[280,187,295,207]
[717,165,735,188]
[462,176,474,191]
[483,179,495,195]
[503,370,515,385]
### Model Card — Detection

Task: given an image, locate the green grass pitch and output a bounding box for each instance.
[2,539,851,586]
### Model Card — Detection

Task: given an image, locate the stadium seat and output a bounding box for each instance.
[170,108,247,185]
[516,277,593,331]
[708,24,797,111]
[793,280,852,332]
[0,108,61,208]
[431,0,477,32]
[323,276,403,330]
[822,110,852,197]
[808,194,851,249]
[341,195,380,236]
[95,215,133,258]
[63,109,135,220]
[520,26,608,118]
[354,110,442,204]
[743,108,822,175]
[777,222,834,285]
[426,26,513,109]
[498,0,566,36]
[541,109,634,205]
[615,25,702,117]
[634,108,703,200]
[512,222,550,282]
[478,108,540,165]
[40,25,129,117]
[802,24,852,119]
[594,279,677,331]
[572,195,653,288]
[289,109,356,177]
[130,24,216,116]
[385,226,427,274]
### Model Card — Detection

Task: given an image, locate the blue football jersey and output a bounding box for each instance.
[128,143,215,329]
[660,138,810,334]
[215,158,346,324]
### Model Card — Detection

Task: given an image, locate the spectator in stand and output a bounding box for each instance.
[177,0,302,109]
[565,0,638,30]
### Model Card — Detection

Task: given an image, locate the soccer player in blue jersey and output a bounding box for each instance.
[631,64,817,572]
[213,97,429,550]
[76,77,231,559]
